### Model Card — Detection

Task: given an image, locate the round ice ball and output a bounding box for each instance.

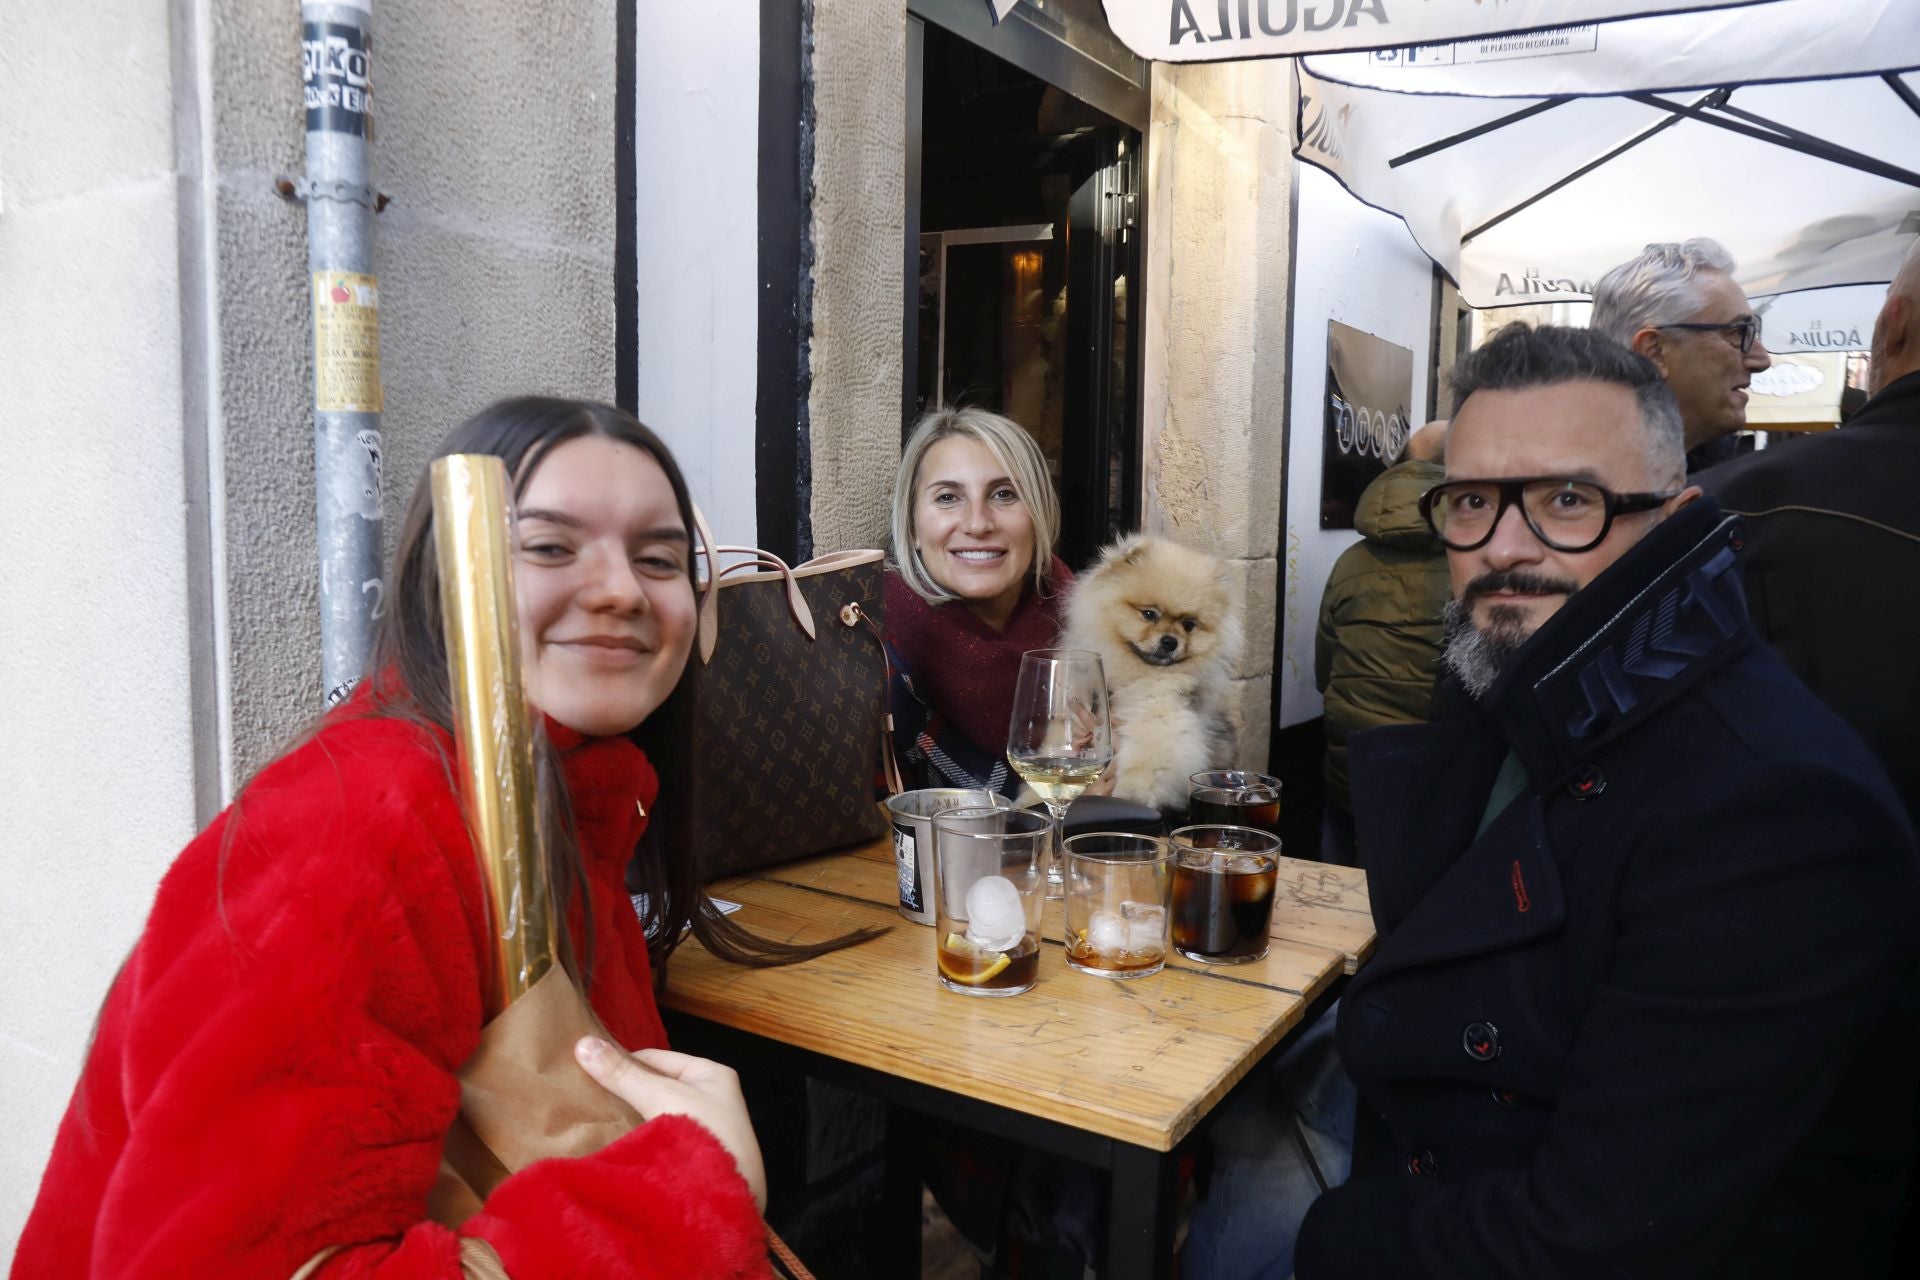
[964,875,1027,952]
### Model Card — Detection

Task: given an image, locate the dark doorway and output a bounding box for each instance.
[906,5,1147,570]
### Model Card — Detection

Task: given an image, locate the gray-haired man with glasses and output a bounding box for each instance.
[1591,238,1773,470]
[1295,324,1916,1279]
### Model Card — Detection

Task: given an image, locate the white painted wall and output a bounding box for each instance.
[632,2,761,547]
[1278,163,1436,729]
[0,0,201,1260]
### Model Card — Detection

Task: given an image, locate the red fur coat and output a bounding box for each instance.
[13,711,770,1279]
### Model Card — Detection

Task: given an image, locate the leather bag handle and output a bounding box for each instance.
[840,601,905,797]
[692,504,724,663]
[713,554,817,637]
[692,505,816,664]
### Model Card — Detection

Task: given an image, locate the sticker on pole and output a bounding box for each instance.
[312,271,384,413]
[303,21,373,137]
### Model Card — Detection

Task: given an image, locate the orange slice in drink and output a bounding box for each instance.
[939,932,1011,985]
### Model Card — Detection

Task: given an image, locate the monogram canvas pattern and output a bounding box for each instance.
[685,559,888,879]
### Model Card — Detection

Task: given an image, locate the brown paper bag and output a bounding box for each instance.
[421,970,817,1277]
[426,966,641,1227]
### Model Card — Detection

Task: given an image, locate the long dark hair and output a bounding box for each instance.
[367,396,881,980]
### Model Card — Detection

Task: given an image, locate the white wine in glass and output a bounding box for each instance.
[1010,756,1109,807]
[1006,649,1113,894]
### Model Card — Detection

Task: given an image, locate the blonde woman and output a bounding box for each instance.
[885,405,1069,798]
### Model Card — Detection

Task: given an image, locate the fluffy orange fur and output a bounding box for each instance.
[1063,536,1244,810]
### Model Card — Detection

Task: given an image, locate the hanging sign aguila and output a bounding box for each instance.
[1101,1,1762,63]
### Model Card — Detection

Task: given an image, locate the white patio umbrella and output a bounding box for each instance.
[1101,0,1769,63]
[1749,284,1886,354]
[1290,0,1920,351]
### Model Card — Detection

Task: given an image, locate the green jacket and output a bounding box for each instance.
[1315,458,1448,813]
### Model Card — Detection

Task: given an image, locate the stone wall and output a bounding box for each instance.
[376,0,620,530]
[1139,59,1295,769]
[213,0,619,782]
[805,0,907,554]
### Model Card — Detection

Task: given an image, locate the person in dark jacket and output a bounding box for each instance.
[1296,325,1919,1279]
[1702,240,1920,828]
[1316,421,1449,863]
[1702,236,1920,1273]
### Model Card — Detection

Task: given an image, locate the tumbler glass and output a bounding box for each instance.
[1187,770,1282,837]
[1063,832,1172,979]
[1169,824,1282,965]
[931,806,1052,996]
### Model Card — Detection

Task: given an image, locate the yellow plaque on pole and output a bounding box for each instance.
[312,270,385,413]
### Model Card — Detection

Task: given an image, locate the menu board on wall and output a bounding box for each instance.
[1320,320,1414,530]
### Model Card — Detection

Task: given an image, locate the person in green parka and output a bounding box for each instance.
[1315,420,1450,863]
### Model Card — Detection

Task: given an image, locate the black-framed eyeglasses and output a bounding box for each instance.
[1419,477,1680,554]
[1657,316,1763,354]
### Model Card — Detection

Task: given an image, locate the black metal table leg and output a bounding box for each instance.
[1105,1141,1178,1280]
[883,1103,924,1279]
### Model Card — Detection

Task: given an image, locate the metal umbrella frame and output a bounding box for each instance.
[1286,0,1920,351]
[1097,0,1920,351]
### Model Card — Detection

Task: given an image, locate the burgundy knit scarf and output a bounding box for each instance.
[884,557,1074,759]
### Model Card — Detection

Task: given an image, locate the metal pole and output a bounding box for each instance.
[299,1,384,705]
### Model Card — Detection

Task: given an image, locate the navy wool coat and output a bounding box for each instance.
[1296,499,1920,1279]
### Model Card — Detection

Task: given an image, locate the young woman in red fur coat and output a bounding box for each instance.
[14,399,865,1279]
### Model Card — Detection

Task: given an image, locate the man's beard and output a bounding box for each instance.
[1441,570,1578,699]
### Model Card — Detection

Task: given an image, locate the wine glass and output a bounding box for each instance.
[1006,649,1113,896]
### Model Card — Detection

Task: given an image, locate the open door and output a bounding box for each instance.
[906,1,1149,569]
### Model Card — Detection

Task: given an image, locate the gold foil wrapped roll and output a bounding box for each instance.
[431,454,554,1016]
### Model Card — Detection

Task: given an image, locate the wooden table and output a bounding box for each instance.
[661,837,1373,1280]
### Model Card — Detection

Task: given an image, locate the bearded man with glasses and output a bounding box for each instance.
[1294,324,1917,1280]
[1591,238,1773,471]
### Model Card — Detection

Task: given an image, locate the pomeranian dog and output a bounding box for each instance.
[1063,535,1243,812]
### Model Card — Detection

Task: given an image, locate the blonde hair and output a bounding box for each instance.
[890,406,1060,605]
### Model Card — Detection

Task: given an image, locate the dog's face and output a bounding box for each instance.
[1076,540,1233,672]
